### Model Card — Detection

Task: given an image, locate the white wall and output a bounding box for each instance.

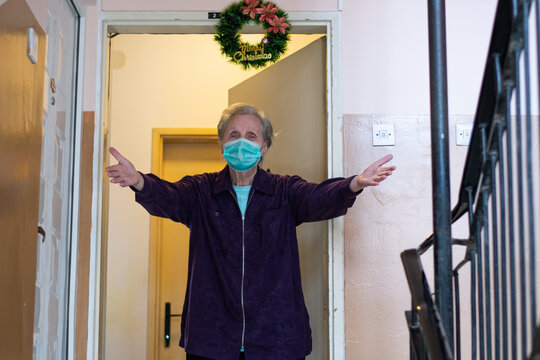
[105,34,324,360]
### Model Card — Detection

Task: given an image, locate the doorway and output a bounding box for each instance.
[98,13,344,360]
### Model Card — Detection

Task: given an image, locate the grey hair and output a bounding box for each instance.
[217,103,275,148]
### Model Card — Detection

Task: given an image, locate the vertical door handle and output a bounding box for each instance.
[38,226,46,242]
[164,302,182,347]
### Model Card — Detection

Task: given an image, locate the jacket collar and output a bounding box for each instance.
[214,165,274,195]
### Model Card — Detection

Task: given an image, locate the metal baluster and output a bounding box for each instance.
[482,187,493,360]
[523,1,538,342]
[514,43,528,359]
[477,218,486,360]
[467,187,477,360]
[506,80,518,360]
[493,52,505,360]
[480,122,492,360]
[471,253,478,360]
[489,152,501,360]
[427,0,454,349]
[410,302,415,360]
[454,270,461,360]
[497,115,509,359]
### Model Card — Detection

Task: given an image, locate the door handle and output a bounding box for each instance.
[38,226,46,242]
[164,302,182,347]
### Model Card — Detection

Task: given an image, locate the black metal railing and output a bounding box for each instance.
[402,0,539,359]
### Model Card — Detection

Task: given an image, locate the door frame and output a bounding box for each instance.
[92,11,345,360]
[67,1,86,357]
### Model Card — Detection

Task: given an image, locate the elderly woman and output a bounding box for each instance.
[106,103,395,360]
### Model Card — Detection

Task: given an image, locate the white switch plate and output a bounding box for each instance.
[26,27,38,64]
[456,123,473,146]
[372,124,395,146]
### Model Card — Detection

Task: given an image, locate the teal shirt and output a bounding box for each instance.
[233,185,251,217]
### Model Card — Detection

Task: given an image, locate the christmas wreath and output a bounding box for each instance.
[215,0,291,70]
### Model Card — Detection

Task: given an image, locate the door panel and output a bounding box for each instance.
[0,1,46,358]
[228,37,327,359]
[33,0,78,357]
[158,140,226,360]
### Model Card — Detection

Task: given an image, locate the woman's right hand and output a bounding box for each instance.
[105,147,144,191]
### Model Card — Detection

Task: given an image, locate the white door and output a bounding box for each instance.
[229,37,328,360]
[33,0,79,357]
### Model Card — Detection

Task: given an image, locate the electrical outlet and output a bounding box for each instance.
[456,123,473,146]
[372,124,395,146]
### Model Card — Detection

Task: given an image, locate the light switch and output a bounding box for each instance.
[372,124,395,146]
[27,27,38,64]
[456,123,473,146]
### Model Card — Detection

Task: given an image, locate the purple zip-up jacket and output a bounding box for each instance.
[133,166,360,360]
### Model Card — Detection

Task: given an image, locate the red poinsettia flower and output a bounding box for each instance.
[267,16,290,34]
[241,0,261,20]
[258,2,278,23]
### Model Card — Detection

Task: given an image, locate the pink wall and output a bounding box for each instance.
[342,0,497,115]
[82,4,98,111]
[341,0,497,358]
[101,0,338,12]
[343,113,473,358]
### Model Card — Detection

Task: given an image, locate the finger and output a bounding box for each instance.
[105,164,126,173]
[107,174,123,181]
[373,154,394,167]
[105,168,122,177]
[378,170,393,177]
[109,173,123,180]
[110,177,124,184]
[109,147,128,164]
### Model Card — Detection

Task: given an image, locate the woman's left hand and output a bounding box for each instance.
[349,154,396,192]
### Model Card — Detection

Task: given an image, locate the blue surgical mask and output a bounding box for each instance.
[223,138,262,172]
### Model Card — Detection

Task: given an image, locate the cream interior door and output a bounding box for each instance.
[33,0,79,357]
[156,137,226,360]
[228,37,328,360]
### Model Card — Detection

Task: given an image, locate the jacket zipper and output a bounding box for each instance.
[240,217,246,351]
[230,189,254,352]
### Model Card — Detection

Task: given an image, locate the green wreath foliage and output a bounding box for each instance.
[215,1,291,70]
